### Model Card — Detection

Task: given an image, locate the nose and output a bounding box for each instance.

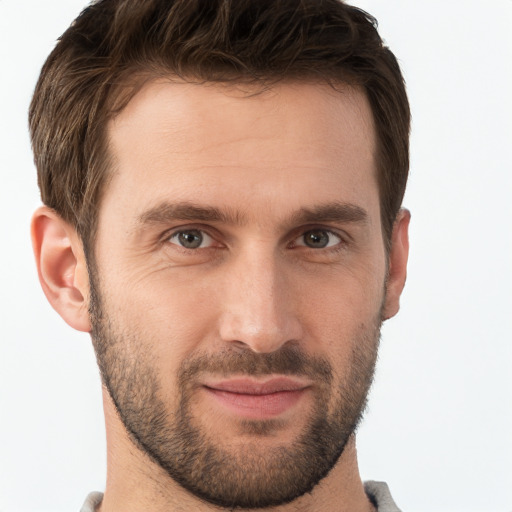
[218,249,303,354]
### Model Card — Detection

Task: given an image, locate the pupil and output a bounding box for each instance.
[178,230,202,249]
[304,230,329,248]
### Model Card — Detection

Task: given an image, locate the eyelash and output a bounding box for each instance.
[166,229,216,250]
[163,226,347,252]
[289,229,344,250]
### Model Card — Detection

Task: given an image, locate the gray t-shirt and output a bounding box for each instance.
[364,481,402,512]
[80,481,402,511]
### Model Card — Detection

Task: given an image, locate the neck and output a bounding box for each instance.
[98,387,375,512]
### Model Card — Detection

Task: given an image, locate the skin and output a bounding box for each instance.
[32,80,410,512]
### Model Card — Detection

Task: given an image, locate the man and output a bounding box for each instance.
[30,0,410,510]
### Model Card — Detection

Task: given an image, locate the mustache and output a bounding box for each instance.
[178,345,333,386]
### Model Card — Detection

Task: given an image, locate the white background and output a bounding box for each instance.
[0,1,511,511]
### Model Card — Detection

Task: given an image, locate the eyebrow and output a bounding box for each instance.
[289,202,368,226]
[138,202,244,226]
[137,200,368,228]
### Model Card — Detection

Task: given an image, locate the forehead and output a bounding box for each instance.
[103,79,378,225]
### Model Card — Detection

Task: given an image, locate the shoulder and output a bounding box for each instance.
[364,481,402,512]
[79,491,103,512]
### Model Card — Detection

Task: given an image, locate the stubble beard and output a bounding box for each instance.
[89,273,381,509]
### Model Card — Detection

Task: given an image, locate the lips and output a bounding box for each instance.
[203,377,310,419]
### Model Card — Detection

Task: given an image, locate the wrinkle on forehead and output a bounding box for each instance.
[108,79,376,159]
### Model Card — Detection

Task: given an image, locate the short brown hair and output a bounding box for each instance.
[29,0,410,252]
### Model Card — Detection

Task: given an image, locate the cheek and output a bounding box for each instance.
[298,261,385,328]
[295,263,384,370]
[103,270,221,362]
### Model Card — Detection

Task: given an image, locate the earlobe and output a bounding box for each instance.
[31,206,91,332]
[382,208,410,321]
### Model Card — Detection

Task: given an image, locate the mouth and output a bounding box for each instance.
[202,376,311,420]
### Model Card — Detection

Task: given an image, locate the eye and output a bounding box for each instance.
[167,229,215,249]
[295,229,342,249]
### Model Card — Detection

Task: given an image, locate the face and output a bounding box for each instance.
[90,80,388,508]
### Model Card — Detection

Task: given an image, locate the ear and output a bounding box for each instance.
[382,208,410,321]
[31,206,91,332]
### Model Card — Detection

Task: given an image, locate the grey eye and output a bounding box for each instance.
[178,231,203,249]
[297,229,342,249]
[169,229,213,249]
